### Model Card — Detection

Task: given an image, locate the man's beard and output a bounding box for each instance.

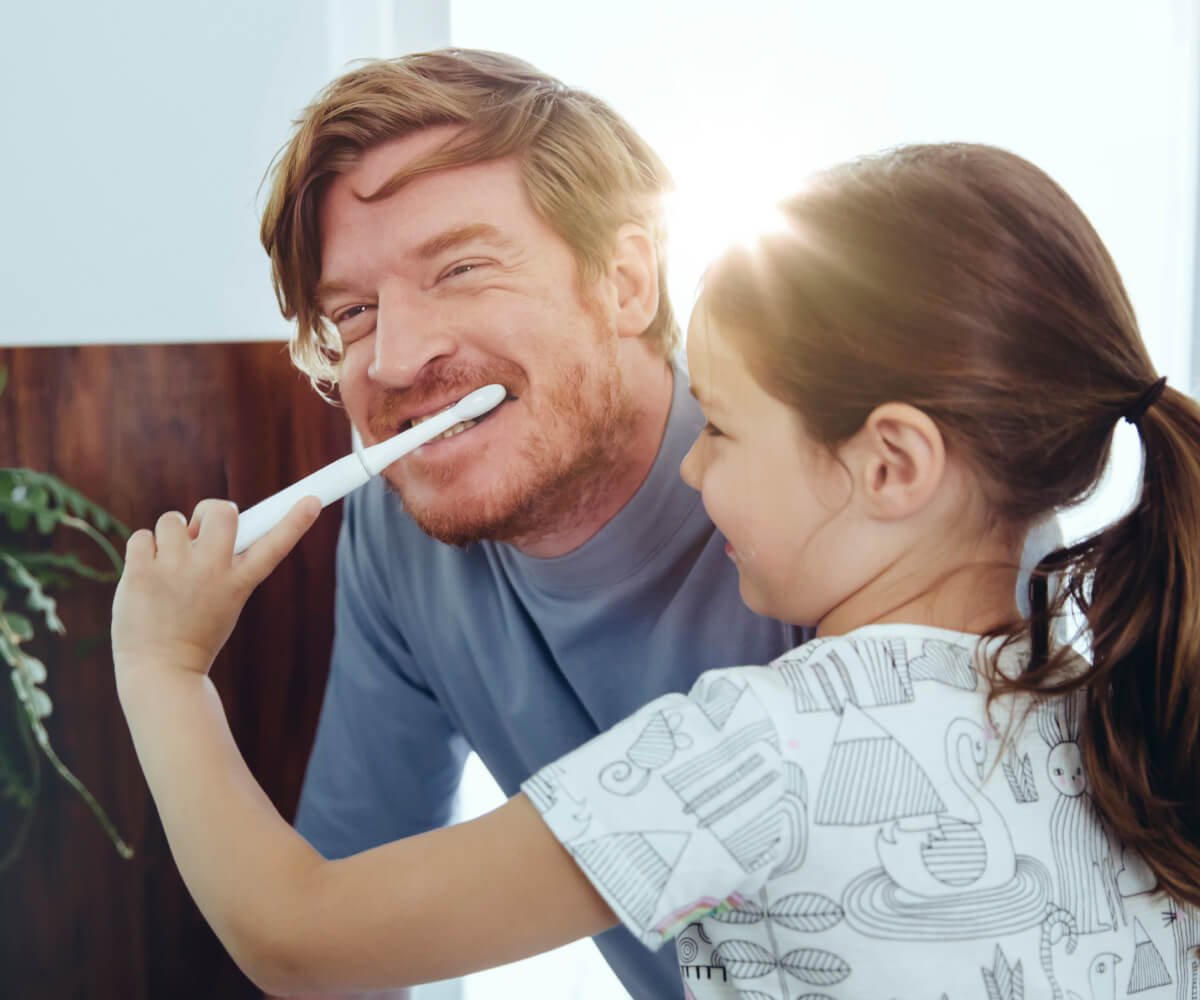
[385,341,640,549]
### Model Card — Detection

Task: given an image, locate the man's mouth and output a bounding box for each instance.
[409,407,480,441]
[402,390,516,442]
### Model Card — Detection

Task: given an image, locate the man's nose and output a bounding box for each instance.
[367,282,457,386]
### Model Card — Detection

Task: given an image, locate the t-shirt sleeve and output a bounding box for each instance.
[522,666,799,951]
[295,485,470,857]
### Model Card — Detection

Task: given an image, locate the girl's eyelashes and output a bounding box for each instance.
[702,421,725,438]
[333,304,371,324]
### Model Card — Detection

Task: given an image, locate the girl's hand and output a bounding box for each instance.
[111,496,321,680]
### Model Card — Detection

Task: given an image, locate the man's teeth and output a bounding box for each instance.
[408,411,479,441]
[409,393,500,440]
[432,418,476,441]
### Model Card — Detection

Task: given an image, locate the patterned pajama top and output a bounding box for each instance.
[524,624,1197,1000]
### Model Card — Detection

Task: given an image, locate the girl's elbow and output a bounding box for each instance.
[237,943,321,998]
[223,913,323,997]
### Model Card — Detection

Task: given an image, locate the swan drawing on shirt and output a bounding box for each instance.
[876,717,1017,896]
[1037,698,1123,934]
[1073,950,1122,1000]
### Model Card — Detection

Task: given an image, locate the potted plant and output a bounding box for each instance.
[0,367,133,871]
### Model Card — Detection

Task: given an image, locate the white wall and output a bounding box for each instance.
[452,0,1200,541]
[0,0,449,348]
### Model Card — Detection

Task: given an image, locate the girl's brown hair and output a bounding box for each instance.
[260,49,677,393]
[704,142,1200,906]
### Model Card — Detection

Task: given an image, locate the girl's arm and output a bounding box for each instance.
[112,500,615,996]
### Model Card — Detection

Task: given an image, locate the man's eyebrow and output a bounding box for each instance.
[414,223,515,260]
[315,223,516,311]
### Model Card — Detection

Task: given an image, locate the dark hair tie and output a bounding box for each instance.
[1122,375,1167,425]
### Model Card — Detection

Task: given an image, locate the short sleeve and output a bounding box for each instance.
[523,667,799,950]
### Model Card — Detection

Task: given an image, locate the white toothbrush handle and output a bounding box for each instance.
[233,453,370,554]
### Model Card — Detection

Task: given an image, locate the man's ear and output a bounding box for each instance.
[855,402,945,520]
[607,223,659,338]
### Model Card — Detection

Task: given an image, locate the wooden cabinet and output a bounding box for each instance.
[0,343,347,999]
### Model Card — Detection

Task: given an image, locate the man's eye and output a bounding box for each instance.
[440,261,486,282]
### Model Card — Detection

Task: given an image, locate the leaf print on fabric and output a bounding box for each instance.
[1002,744,1039,804]
[711,893,844,933]
[981,944,1024,1000]
[711,938,853,992]
[712,940,779,979]
[778,948,852,986]
[770,894,844,933]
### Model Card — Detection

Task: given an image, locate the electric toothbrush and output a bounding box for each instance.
[233,383,507,553]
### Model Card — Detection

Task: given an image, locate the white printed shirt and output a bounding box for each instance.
[523,624,1197,999]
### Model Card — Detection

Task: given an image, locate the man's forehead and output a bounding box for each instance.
[347,125,466,197]
[317,141,535,287]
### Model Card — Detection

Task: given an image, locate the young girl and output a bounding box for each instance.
[112,143,1200,999]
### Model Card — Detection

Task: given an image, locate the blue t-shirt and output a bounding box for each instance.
[295,366,803,998]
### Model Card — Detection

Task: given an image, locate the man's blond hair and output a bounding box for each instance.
[260,49,678,391]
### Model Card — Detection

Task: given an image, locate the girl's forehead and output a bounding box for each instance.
[685,301,725,365]
[685,305,758,410]
[684,305,721,387]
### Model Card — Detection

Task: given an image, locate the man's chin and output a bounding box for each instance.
[384,474,525,548]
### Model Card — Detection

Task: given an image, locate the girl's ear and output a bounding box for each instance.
[855,402,946,520]
[607,223,659,339]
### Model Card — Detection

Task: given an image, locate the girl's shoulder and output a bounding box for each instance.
[762,624,988,711]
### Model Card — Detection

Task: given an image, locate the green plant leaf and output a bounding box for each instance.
[14,550,121,584]
[3,506,30,533]
[10,662,53,719]
[1,613,32,643]
[0,629,20,669]
[0,455,133,864]
[1,554,64,634]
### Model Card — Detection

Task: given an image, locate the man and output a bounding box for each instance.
[259,48,799,998]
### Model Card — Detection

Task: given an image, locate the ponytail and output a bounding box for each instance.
[1004,381,1200,907]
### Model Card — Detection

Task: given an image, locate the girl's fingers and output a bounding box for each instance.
[192,499,240,558]
[235,496,321,589]
[154,510,190,561]
[189,499,238,540]
[124,528,157,566]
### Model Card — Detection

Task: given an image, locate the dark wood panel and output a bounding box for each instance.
[0,344,348,999]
